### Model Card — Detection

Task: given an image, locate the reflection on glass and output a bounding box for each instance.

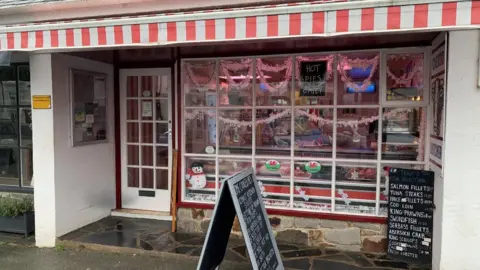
[127,145,139,165]
[335,163,377,215]
[156,99,168,121]
[218,110,252,155]
[0,148,18,186]
[156,169,168,190]
[184,60,216,107]
[382,107,425,161]
[127,167,139,188]
[126,76,139,97]
[155,75,169,98]
[0,108,18,146]
[20,108,32,148]
[255,159,291,209]
[295,55,334,106]
[127,123,139,143]
[379,163,425,216]
[184,109,216,154]
[142,168,154,188]
[156,123,169,144]
[218,159,251,182]
[21,148,32,187]
[336,108,378,159]
[337,52,380,105]
[255,109,291,156]
[219,59,253,106]
[184,157,216,202]
[142,145,153,166]
[386,53,424,102]
[293,160,332,212]
[0,66,17,106]
[18,66,31,106]
[156,147,168,167]
[126,100,138,120]
[294,109,333,158]
[256,57,292,106]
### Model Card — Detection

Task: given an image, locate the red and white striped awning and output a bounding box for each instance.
[0,0,479,51]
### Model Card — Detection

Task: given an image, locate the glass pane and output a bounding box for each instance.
[156,169,168,190]
[295,55,334,106]
[0,108,18,147]
[184,109,216,154]
[142,146,153,166]
[127,123,139,143]
[0,66,17,106]
[293,160,332,212]
[256,57,292,106]
[184,60,216,107]
[156,123,169,144]
[0,148,18,186]
[155,75,169,98]
[294,109,333,158]
[20,108,32,147]
[141,123,153,144]
[21,148,33,187]
[336,108,378,159]
[386,53,424,102]
[255,109,291,156]
[184,157,216,202]
[255,158,291,208]
[379,163,426,216]
[126,76,139,97]
[335,163,377,215]
[218,109,252,155]
[127,167,139,188]
[156,99,168,121]
[126,100,139,120]
[218,158,252,181]
[141,100,154,121]
[18,66,31,106]
[142,168,154,188]
[127,145,139,165]
[156,146,168,167]
[337,52,380,105]
[382,107,425,161]
[140,76,156,98]
[219,58,253,106]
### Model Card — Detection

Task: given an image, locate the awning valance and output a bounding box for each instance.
[0,0,478,51]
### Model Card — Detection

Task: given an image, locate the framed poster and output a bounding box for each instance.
[70,69,108,146]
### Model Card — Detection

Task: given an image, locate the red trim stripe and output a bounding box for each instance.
[167,22,177,41]
[114,25,123,44]
[387,6,401,29]
[81,28,90,46]
[186,21,196,41]
[267,15,279,37]
[361,8,374,31]
[442,2,457,26]
[50,30,59,47]
[289,13,301,35]
[35,31,43,48]
[225,18,236,39]
[131,24,141,43]
[98,27,107,45]
[312,12,325,33]
[246,16,257,38]
[66,29,74,47]
[414,4,429,28]
[21,32,28,49]
[148,23,159,42]
[336,10,349,32]
[205,19,216,40]
[472,1,480,24]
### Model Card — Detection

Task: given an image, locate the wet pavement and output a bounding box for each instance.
[57,216,431,270]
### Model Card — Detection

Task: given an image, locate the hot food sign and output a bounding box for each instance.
[300,61,327,96]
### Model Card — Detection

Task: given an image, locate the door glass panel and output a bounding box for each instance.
[18,66,31,106]
[126,100,139,120]
[156,123,168,144]
[156,147,168,167]
[128,167,139,187]
[127,76,139,97]
[156,75,169,98]
[142,146,153,166]
[0,66,17,106]
[142,168,154,188]
[127,145,139,165]
[156,99,168,121]
[0,148,18,186]
[141,76,154,98]
[141,123,153,143]
[20,108,32,148]
[127,123,139,142]
[156,169,168,190]
[21,148,33,187]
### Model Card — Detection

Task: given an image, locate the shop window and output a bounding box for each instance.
[181,50,428,217]
[0,65,32,188]
[386,53,425,102]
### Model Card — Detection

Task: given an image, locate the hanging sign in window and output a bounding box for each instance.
[299,61,327,96]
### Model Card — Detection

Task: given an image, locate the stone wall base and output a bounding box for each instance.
[177,208,387,253]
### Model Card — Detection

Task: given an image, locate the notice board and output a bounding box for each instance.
[197,168,283,270]
[387,167,434,265]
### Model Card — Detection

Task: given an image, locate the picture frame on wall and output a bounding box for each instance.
[70,69,108,146]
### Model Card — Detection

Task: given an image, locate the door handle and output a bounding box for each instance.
[164,128,172,139]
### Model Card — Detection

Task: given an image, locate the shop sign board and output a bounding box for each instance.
[32,95,52,109]
[299,61,327,96]
[387,167,434,266]
[197,167,283,270]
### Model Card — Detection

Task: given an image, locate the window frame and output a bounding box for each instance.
[180,47,429,218]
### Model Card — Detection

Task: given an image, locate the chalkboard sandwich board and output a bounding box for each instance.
[386,167,434,266]
[299,61,327,97]
[197,167,284,270]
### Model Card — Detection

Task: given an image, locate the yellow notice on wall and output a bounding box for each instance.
[32,95,52,109]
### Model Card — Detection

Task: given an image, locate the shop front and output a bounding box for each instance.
[1,0,480,269]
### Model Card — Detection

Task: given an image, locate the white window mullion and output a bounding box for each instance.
[331,54,338,212]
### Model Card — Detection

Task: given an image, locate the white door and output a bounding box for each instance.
[120,68,172,212]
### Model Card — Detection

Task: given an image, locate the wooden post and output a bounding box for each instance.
[170,150,178,232]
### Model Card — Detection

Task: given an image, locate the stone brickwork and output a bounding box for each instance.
[176,208,387,253]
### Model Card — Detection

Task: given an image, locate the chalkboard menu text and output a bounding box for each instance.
[387,167,434,265]
[197,168,284,270]
[299,61,327,96]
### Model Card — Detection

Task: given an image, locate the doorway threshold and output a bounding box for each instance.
[111,209,172,221]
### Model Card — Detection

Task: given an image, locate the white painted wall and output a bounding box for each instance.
[30,53,115,246]
[51,54,115,237]
[438,30,480,270]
